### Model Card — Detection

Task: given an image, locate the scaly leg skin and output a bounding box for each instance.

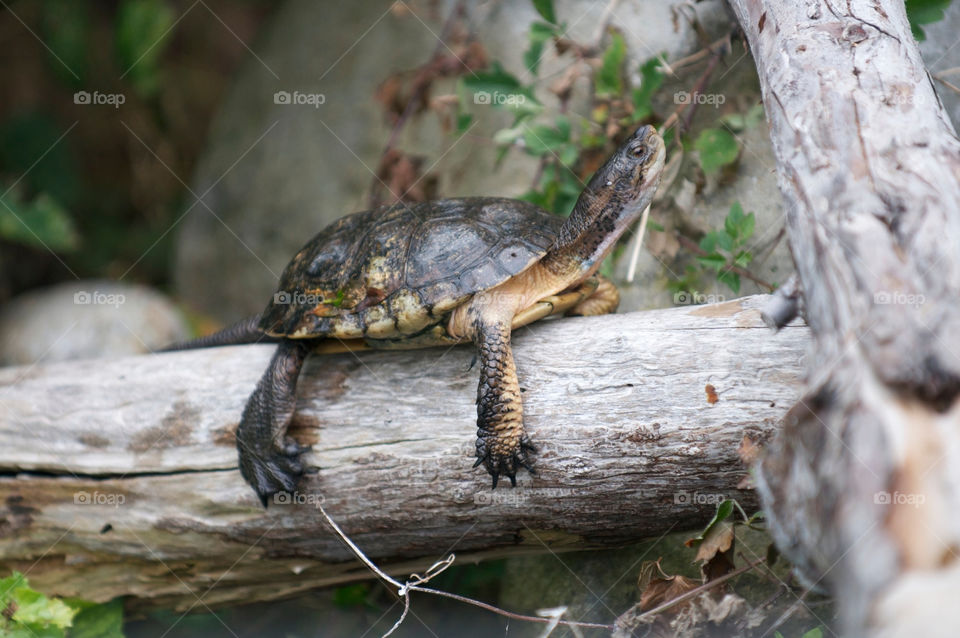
[236,339,312,506]
[568,274,620,316]
[473,319,535,488]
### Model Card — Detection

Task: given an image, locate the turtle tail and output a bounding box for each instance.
[160,315,281,352]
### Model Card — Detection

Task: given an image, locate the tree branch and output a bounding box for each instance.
[0,296,805,611]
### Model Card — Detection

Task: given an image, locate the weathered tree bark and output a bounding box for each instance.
[728,1,960,636]
[0,296,804,611]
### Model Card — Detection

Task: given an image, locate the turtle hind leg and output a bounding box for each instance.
[473,319,536,488]
[568,274,620,316]
[237,339,312,506]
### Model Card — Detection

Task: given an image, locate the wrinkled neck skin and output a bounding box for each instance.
[541,181,654,285]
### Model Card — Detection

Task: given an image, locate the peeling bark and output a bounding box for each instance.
[0,296,804,611]
[728,1,960,635]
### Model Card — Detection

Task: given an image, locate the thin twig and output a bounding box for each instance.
[626,203,651,282]
[681,43,727,133]
[660,36,729,142]
[933,74,960,97]
[316,502,614,634]
[317,503,403,590]
[409,586,613,630]
[592,0,622,47]
[669,35,736,69]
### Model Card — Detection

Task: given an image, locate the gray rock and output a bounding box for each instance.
[0,281,189,366]
[173,0,736,321]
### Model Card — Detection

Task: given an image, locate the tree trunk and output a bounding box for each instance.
[728,1,960,636]
[0,296,804,612]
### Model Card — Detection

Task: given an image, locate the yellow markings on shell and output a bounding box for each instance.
[362,304,396,339]
[290,325,313,338]
[330,315,363,339]
[390,289,431,334]
[364,255,393,290]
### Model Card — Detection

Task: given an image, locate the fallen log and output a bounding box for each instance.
[727,1,960,636]
[0,296,804,611]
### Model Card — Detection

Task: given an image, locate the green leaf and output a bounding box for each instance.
[463,63,540,116]
[631,57,664,121]
[717,231,734,253]
[648,221,665,232]
[719,103,765,132]
[558,143,579,167]
[492,126,523,146]
[455,112,473,135]
[740,211,755,242]
[0,572,27,603]
[699,230,720,253]
[522,117,571,155]
[68,599,124,638]
[524,22,556,75]
[4,623,65,638]
[725,201,744,239]
[734,250,753,268]
[802,628,824,638]
[531,0,557,24]
[693,128,739,175]
[696,253,726,271]
[717,269,741,294]
[0,573,77,633]
[596,32,626,97]
[905,0,952,40]
[0,191,79,251]
[116,0,176,97]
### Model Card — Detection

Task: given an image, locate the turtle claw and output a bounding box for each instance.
[238,437,310,508]
[475,435,535,489]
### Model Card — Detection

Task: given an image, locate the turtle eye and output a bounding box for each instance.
[629,145,647,159]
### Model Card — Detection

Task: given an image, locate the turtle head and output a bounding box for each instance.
[546,125,666,277]
[588,124,665,205]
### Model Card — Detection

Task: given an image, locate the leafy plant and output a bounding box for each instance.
[524,22,561,76]
[455,0,773,291]
[693,127,739,175]
[595,31,627,97]
[697,201,756,293]
[632,58,665,122]
[115,0,176,97]
[531,0,557,24]
[0,189,78,251]
[0,572,124,638]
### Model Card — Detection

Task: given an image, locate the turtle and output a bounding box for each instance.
[167,125,665,505]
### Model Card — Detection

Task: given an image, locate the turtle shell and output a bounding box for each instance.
[259,197,562,340]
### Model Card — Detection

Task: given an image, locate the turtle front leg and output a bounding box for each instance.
[236,339,312,506]
[473,319,536,488]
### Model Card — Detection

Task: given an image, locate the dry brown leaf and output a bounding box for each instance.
[640,573,702,611]
[738,435,761,466]
[691,519,734,564]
